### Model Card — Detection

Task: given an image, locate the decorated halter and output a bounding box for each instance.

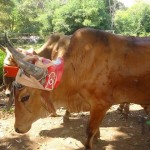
[15,57,64,91]
[6,57,64,111]
[3,48,34,78]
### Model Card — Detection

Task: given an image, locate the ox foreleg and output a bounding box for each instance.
[117,103,125,113]
[63,110,71,123]
[85,104,110,150]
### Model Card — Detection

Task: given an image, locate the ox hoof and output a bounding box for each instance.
[50,112,59,117]
[94,135,100,143]
[117,107,123,113]
[63,116,70,123]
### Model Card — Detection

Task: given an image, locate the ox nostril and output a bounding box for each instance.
[15,128,22,133]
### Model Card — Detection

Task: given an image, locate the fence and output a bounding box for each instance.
[0,33,44,45]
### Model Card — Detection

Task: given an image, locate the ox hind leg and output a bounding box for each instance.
[85,104,111,150]
[117,103,130,119]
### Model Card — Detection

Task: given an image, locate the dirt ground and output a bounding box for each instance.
[0,90,150,150]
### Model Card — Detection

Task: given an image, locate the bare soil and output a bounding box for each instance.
[0,90,150,150]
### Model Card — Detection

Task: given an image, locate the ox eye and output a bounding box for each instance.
[21,95,30,102]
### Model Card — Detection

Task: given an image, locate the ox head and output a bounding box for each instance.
[11,83,56,133]
[4,35,57,133]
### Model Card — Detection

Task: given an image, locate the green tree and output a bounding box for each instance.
[52,0,111,34]
[140,4,150,34]
[0,0,15,32]
[13,0,43,33]
[12,0,62,34]
[114,1,150,36]
[36,0,62,34]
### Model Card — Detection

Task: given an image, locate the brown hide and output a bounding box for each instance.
[12,28,150,150]
[2,34,71,96]
[36,34,71,59]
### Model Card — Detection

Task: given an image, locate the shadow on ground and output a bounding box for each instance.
[0,134,38,150]
[1,103,150,150]
[38,109,150,150]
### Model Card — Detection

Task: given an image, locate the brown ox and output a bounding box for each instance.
[0,34,71,97]
[5,28,150,150]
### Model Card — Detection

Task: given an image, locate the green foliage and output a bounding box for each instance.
[0,50,5,79]
[37,0,62,35]
[114,2,150,36]
[0,0,15,31]
[140,4,150,33]
[52,0,111,34]
[13,0,43,33]
[52,0,83,34]
[0,0,149,36]
[146,120,150,125]
[0,0,113,35]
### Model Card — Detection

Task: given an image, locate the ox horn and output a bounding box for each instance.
[4,33,45,80]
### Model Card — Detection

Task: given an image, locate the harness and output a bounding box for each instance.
[6,57,64,112]
[7,81,56,115]
[15,57,64,91]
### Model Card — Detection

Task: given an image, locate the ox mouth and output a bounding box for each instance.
[15,128,23,133]
[15,125,31,134]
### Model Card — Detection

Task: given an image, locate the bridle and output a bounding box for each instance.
[6,81,56,115]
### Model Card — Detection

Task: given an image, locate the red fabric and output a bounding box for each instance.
[39,57,64,90]
[3,66,19,77]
